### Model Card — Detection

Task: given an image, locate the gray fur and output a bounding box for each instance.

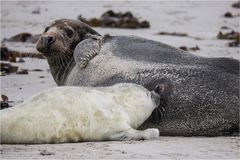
[41,24,239,136]
[63,35,240,136]
[74,34,101,69]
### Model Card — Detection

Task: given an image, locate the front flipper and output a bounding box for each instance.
[109,128,160,141]
[74,34,101,68]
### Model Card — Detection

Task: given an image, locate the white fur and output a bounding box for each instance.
[1,83,160,144]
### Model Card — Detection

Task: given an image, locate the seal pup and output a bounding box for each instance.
[36,19,239,136]
[1,83,170,144]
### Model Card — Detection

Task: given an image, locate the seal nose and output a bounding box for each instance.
[40,35,55,47]
[151,91,161,106]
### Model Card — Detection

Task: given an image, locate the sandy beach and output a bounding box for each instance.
[1,137,239,159]
[1,1,239,159]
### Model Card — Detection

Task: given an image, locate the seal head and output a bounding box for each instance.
[36,19,101,85]
[36,19,100,57]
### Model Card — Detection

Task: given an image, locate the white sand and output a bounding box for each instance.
[1,137,239,159]
[1,1,239,159]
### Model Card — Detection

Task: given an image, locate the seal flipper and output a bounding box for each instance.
[73,34,101,68]
[108,128,159,141]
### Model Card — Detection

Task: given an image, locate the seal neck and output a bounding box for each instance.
[47,56,75,86]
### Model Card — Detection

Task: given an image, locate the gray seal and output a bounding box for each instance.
[36,19,239,136]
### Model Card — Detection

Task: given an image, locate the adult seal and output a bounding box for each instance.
[1,83,170,144]
[36,19,239,136]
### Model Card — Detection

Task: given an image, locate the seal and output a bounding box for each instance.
[1,83,169,144]
[36,19,239,136]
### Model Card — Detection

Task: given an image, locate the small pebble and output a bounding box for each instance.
[232,1,240,8]
[40,150,55,156]
[16,69,28,75]
[18,58,25,63]
[32,69,43,72]
[224,12,233,18]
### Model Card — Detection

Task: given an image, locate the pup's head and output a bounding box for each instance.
[151,78,174,122]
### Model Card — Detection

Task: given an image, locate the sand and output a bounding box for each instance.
[1,137,239,159]
[1,1,239,159]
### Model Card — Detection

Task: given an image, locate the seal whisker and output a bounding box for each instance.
[60,56,67,67]
[63,51,72,60]
[65,48,73,55]
[60,52,68,66]
[54,49,67,67]
[57,55,62,66]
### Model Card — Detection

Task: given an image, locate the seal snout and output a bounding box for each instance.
[151,91,161,107]
[36,35,56,54]
[149,78,174,123]
[41,35,56,47]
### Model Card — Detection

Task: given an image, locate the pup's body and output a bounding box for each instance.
[1,83,160,144]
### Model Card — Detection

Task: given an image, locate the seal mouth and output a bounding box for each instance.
[36,44,50,55]
[36,39,52,56]
[36,34,57,54]
[36,36,71,58]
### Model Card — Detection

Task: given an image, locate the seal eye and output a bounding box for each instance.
[64,28,73,38]
[44,26,50,33]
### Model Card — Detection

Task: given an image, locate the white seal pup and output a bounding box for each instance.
[1,83,165,144]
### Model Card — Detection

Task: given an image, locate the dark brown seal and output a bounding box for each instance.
[36,19,100,85]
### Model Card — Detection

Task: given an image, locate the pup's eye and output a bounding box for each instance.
[44,26,50,33]
[64,28,73,38]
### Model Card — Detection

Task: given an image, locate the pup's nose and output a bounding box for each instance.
[40,35,55,47]
[151,91,161,106]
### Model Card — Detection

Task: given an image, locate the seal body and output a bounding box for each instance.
[68,36,240,136]
[1,83,160,144]
[36,19,239,136]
